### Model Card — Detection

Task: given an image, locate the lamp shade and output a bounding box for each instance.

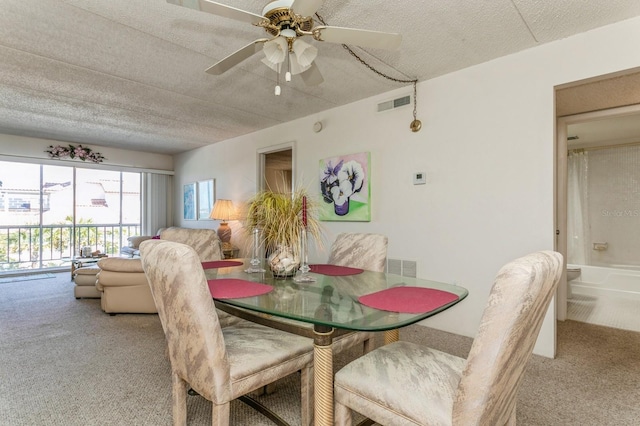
[209,199,238,222]
[210,199,237,245]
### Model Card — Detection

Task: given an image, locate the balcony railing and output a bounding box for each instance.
[0,223,141,272]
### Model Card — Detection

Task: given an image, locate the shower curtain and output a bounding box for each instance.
[567,150,590,265]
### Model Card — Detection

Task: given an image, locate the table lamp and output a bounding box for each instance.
[209,199,237,249]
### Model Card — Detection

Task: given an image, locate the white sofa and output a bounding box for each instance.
[95,227,223,314]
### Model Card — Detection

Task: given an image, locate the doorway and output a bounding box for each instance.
[257,142,294,193]
[556,103,640,330]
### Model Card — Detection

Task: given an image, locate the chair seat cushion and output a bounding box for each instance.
[335,340,465,426]
[222,321,314,397]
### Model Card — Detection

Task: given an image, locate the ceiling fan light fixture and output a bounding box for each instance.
[292,39,317,68]
[289,55,311,75]
[263,37,288,64]
[280,28,296,38]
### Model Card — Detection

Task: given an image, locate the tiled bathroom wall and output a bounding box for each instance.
[587,145,640,267]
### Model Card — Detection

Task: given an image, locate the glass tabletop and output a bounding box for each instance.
[205,259,468,332]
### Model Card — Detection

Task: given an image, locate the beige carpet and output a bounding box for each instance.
[1,273,639,425]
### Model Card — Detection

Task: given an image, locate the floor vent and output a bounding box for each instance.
[377,95,411,112]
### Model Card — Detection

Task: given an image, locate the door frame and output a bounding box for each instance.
[556,103,640,320]
[256,141,295,192]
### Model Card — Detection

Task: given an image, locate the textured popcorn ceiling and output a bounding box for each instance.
[2,0,640,155]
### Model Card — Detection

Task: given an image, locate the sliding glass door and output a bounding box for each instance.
[0,160,141,273]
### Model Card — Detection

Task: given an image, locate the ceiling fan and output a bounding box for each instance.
[167,0,402,93]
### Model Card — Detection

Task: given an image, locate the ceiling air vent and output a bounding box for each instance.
[377,94,411,112]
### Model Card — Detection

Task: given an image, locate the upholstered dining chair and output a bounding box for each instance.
[333,250,563,426]
[139,239,315,426]
[327,232,388,273]
[325,232,388,354]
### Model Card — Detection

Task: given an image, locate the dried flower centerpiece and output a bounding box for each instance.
[245,189,322,277]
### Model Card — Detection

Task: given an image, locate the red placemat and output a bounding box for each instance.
[358,287,460,313]
[201,260,243,269]
[309,264,364,276]
[207,278,273,299]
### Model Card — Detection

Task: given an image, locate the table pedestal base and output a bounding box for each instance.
[313,326,334,426]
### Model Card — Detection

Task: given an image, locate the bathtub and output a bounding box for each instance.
[568,264,640,300]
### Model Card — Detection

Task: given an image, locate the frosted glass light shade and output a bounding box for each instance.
[263,37,287,64]
[292,39,317,68]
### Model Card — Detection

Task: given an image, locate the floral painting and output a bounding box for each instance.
[319,152,370,221]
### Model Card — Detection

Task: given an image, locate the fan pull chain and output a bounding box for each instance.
[285,50,292,82]
[275,63,281,96]
[315,13,422,132]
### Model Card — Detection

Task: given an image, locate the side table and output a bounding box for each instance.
[222,246,239,259]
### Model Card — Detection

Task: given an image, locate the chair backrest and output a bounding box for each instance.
[453,251,563,425]
[139,239,231,404]
[327,233,388,272]
[160,227,222,261]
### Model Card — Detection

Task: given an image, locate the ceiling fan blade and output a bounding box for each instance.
[300,62,324,86]
[314,26,402,50]
[290,0,324,17]
[166,0,265,25]
[205,39,268,75]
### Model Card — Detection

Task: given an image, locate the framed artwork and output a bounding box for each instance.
[183,182,196,220]
[197,179,216,220]
[319,151,371,221]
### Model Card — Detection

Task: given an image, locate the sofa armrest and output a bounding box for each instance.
[98,257,144,273]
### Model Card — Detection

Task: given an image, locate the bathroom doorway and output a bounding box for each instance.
[556,103,640,332]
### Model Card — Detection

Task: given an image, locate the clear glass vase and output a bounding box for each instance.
[244,227,265,273]
[293,226,316,283]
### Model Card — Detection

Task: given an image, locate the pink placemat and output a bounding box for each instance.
[358,287,460,313]
[207,278,273,299]
[201,260,243,269]
[309,264,364,276]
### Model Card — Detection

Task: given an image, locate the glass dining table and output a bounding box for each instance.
[204,259,468,426]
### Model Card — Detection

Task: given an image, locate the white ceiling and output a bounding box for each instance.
[2,0,640,155]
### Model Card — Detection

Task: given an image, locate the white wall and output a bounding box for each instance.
[174,16,640,357]
[0,134,173,171]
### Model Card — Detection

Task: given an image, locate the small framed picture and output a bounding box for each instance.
[183,182,196,220]
[197,179,216,220]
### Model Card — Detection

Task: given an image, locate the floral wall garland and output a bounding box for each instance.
[45,144,105,163]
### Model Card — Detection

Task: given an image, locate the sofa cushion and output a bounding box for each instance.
[96,269,150,288]
[74,265,101,287]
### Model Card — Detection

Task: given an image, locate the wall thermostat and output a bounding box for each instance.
[413,172,426,185]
